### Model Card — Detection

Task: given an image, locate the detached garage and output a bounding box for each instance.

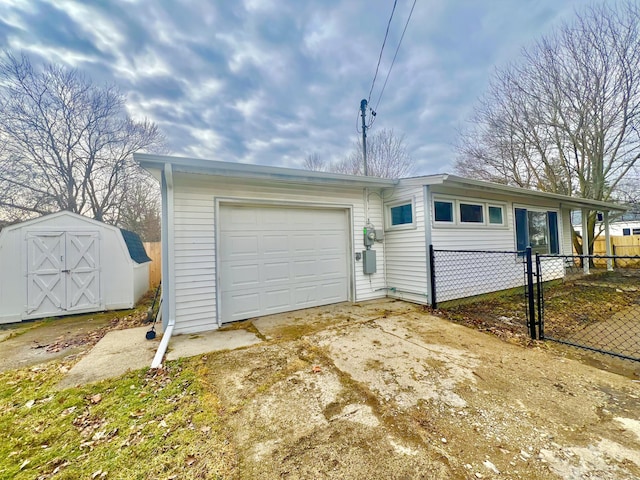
[0,211,151,324]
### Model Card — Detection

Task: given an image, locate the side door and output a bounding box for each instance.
[65,232,100,312]
[26,232,66,317]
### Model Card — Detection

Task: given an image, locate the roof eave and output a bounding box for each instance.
[439,175,627,212]
[135,153,397,188]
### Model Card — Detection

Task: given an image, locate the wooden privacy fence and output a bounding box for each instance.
[143,242,161,288]
[592,235,640,257]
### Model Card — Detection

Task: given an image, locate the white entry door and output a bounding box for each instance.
[26,231,100,318]
[219,205,350,323]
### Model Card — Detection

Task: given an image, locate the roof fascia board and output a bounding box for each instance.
[135,153,397,188]
[435,174,626,212]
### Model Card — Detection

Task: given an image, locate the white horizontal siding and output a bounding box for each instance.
[383,185,428,304]
[171,174,386,334]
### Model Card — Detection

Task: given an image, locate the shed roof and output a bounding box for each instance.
[0,211,151,263]
[119,229,152,264]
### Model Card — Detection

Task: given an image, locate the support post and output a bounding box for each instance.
[428,244,437,309]
[604,211,613,271]
[581,208,590,275]
[535,253,544,340]
[526,247,537,340]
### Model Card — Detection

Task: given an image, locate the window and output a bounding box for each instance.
[385,199,416,230]
[432,197,506,227]
[488,206,504,225]
[390,203,413,226]
[459,203,483,223]
[515,208,559,254]
[633,228,640,235]
[623,228,631,236]
[434,201,453,222]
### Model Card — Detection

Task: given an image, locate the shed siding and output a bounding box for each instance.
[171,174,386,334]
[382,185,428,304]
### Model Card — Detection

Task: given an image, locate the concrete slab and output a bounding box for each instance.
[252,299,417,340]
[56,326,159,388]
[166,329,261,361]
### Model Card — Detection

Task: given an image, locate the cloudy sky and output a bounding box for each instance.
[0,0,604,174]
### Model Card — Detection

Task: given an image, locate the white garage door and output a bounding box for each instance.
[219,205,350,323]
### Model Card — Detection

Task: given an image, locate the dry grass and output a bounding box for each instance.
[0,357,236,479]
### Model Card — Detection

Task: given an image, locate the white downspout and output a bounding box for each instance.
[151,163,175,369]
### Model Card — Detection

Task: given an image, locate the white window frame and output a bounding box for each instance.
[433,198,455,225]
[432,194,507,228]
[385,197,416,231]
[487,204,506,226]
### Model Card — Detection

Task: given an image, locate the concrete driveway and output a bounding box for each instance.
[2,299,639,479]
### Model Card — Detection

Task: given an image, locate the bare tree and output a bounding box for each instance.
[303,152,328,172]
[306,129,414,178]
[456,2,640,255]
[0,53,165,223]
[117,173,161,242]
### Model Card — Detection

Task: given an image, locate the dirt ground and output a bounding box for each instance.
[2,299,639,479]
[208,300,640,479]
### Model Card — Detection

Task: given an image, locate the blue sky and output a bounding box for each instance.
[0,0,597,174]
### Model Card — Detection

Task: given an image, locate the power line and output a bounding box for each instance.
[373,0,417,116]
[367,0,398,105]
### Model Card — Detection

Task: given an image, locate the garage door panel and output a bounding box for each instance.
[222,207,258,228]
[262,234,289,255]
[223,263,260,288]
[263,261,290,283]
[222,234,259,258]
[319,257,347,275]
[291,234,317,255]
[263,288,292,311]
[220,205,349,323]
[292,259,318,280]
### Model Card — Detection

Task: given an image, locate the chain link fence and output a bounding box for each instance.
[536,255,640,362]
[430,248,532,337]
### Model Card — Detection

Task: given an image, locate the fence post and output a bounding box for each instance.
[525,246,537,340]
[535,253,544,340]
[429,244,437,309]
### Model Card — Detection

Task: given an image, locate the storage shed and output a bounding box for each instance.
[0,211,151,324]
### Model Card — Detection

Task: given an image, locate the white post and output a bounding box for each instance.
[604,211,613,271]
[582,208,590,275]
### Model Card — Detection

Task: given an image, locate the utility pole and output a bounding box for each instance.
[360,99,368,176]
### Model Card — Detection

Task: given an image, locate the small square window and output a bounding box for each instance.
[460,203,483,223]
[488,206,503,224]
[434,201,453,222]
[623,228,631,236]
[390,203,413,226]
[633,228,640,235]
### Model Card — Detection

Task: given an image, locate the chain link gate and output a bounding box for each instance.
[534,254,640,362]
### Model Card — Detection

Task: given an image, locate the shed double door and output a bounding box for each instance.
[26,231,100,318]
